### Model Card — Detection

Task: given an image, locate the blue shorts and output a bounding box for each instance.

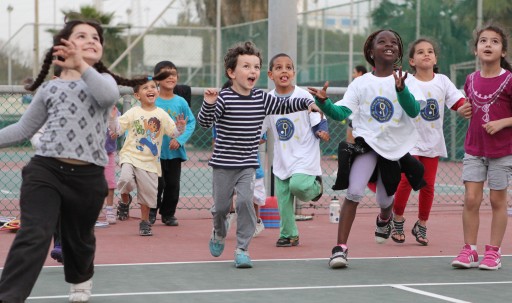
[462,153,512,190]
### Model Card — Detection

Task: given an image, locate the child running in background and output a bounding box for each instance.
[150,60,196,226]
[391,38,466,246]
[451,24,512,270]
[104,106,121,225]
[112,73,186,236]
[262,53,330,247]
[0,19,148,302]
[197,41,320,268]
[308,29,426,269]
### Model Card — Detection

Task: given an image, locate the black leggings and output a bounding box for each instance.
[0,156,106,302]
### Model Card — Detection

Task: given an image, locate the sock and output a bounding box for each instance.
[470,245,477,251]
[378,214,391,223]
[106,206,113,210]
[338,244,348,250]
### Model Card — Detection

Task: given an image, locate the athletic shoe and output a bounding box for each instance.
[234,248,253,268]
[374,215,392,244]
[276,236,299,247]
[69,279,92,302]
[105,207,116,225]
[329,245,348,269]
[164,216,179,226]
[139,220,152,236]
[209,229,225,257]
[116,194,132,221]
[50,244,63,263]
[478,245,501,270]
[451,244,479,268]
[311,176,323,202]
[253,218,265,237]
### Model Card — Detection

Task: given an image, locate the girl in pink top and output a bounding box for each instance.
[452,24,512,270]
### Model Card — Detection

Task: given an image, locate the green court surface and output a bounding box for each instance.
[25,256,512,303]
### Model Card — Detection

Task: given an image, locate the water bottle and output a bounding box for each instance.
[329,196,340,223]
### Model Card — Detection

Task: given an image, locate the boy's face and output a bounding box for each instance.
[134,80,159,106]
[228,54,261,95]
[267,56,295,90]
[157,67,179,91]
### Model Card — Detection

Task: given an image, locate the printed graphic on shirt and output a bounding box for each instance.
[370,96,394,122]
[276,117,295,141]
[420,98,440,121]
[134,117,161,156]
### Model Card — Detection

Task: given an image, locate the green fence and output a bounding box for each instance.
[1,86,509,218]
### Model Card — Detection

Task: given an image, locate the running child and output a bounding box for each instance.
[197,41,320,268]
[112,73,186,236]
[308,29,427,269]
[262,53,330,247]
[391,38,466,246]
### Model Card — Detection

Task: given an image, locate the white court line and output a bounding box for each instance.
[28,281,512,300]
[25,254,512,269]
[391,284,470,303]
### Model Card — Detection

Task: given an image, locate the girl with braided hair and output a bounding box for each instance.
[0,19,149,302]
[309,29,426,269]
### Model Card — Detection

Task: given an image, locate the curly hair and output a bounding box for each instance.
[223,41,263,80]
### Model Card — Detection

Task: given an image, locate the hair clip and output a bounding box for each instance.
[147,76,153,81]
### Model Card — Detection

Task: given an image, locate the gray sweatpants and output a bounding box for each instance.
[212,167,256,250]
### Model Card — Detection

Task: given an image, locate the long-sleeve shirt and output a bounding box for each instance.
[0,68,119,166]
[197,87,314,169]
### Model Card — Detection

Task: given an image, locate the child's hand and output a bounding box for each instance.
[175,114,187,133]
[52,38,88,72]
[108,129,118,139]
[457,100,472,119]
[308,81,329,103]
[482,120,506,135]
[316,130,330,142]
[393,67,408,92]
[110,106,119,118]
[169,139,180,150]
[204,88,218,104]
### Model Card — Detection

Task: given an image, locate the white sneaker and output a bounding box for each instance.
[105,208,116,224]
[253,218,265,237]
[69,279,92,302]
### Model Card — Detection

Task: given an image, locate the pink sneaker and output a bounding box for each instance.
[451,244,479,268]
[478,245,501,270]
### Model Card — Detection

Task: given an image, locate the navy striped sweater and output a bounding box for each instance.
[197,87,314,169]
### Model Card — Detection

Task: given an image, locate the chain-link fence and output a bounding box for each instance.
[2,86,509,218]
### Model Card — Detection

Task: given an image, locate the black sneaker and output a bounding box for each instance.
[276,236,299,247]
[139,220,152,236]
[165,216,179,226]
[149,208,157,225]
[375,215,392,244]
[329,245,348,268]
[116,194,132,221]
[311,176,323,202]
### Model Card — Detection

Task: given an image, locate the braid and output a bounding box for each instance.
[26,49,53,91]
[363,29,404,68]
[93,61,150,88]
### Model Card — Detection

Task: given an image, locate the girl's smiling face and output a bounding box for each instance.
[68,23,103,65]
[228,54,261,95]
[371,31,400,65]
[134,80,159,107]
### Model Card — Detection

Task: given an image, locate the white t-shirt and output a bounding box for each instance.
[410,74,464,158]
[262,86,323,180]
[336,72,426,161]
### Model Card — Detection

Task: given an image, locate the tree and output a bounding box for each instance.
[194,0,268,26]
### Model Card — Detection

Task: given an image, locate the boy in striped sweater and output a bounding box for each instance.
[197,41,320,268]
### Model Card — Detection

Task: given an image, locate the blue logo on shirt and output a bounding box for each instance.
[370,96,394,122]
[420,98,440,121]
[275,118,294,141]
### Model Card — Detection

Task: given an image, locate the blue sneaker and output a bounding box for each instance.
[234,248,253,268]
[209,229,225,257]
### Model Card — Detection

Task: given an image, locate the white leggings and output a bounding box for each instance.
[346,150,394,209]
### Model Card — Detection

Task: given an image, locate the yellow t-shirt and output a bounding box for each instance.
[118,106,179,176]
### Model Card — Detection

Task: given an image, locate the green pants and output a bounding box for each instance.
[275,173,321,238]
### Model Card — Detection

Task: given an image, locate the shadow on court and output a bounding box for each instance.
[26,256,512,302]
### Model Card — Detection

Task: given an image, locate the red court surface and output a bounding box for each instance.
[1,204,509,267]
